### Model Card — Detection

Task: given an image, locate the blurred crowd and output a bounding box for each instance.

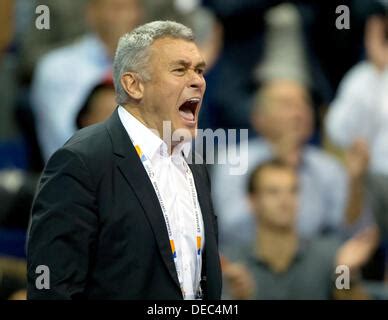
[0,0,387,300]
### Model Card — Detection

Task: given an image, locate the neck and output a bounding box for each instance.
[255,223,298,273]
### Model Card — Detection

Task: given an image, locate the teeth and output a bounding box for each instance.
[187,98,200,103]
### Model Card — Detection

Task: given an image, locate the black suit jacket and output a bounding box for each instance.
[27,109,222,299]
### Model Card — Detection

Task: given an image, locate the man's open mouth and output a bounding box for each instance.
[178,98,200,123]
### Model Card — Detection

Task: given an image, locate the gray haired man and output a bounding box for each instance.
[27,21,222,300]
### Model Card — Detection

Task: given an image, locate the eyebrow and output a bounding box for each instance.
[170,59,207,69]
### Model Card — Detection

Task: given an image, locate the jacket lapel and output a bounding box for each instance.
[105,109,181,292]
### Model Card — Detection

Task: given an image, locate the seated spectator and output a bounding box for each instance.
[211,79,371,248]
[222,160,378,300]
[31,0,143,161]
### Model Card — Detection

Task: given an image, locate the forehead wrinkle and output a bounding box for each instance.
[169,59,206,69]
[170,59,191,67]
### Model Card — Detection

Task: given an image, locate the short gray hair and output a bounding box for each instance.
[113,20,195,105]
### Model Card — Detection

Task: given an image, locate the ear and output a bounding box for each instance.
[121,72,144,101]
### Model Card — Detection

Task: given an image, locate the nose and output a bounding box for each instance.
[188,69,206,91]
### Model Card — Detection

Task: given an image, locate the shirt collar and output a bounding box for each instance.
[118,106,192,160]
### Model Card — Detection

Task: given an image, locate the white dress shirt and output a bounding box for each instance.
[118,106,205,299]
[326,62,388,175]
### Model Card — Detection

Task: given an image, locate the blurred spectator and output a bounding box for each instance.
[222,160,378,299]
[20,0,213,82]
[211,79,372,248]
[31,0,143,161]
[0,170,39,230]
[202,0,278,130]
[8,289,27,300]
[0,0,18,141]
[253,2,329,144]
[0,257,27,300]
[199,0,382,137]
[368,174,388,239]
[301,0,385,99]
[76,80,116,129]
[18,0,89,83]
[326,13,388,176]
[0,79,116,232]
[0,0,13,57]
[0,77,119,301]
[325,11,388,241]
[255,3,312,95]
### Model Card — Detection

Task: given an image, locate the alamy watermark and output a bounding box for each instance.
[335,5,350,30]
[35,5,50,30]
[143,121,249,176]
[335,265,350,290]
[35,265,50,290]
[34,264,353,291]
[34,4,351,31]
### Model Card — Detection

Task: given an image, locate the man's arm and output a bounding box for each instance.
[27,147,99,299]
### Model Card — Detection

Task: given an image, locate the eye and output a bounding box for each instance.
[196,68,205,75]
[173,68,185,75]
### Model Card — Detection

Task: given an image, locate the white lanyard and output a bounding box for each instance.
[133,143,203,299]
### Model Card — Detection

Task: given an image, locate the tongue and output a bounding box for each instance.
[179,108,195,121]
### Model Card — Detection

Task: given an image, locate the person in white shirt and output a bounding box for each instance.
[325,14,388,176]
[325,13,388,242]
